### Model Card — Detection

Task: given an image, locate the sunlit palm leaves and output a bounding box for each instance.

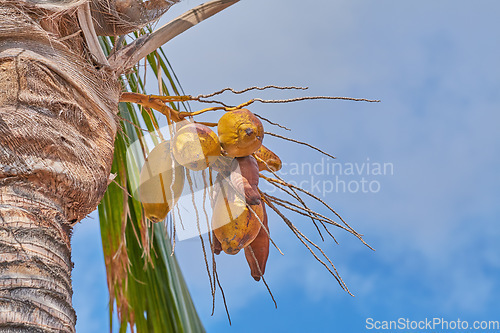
[98,34,204,333]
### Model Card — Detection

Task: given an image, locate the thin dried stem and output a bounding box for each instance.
[143,107,165,142]
[214,268,231,325]
[265,194,343,230]
[266,196,339,245]
[196,85,308,98]
[111,179,133,198]
[264,132,336,159]
[178,105,228,118]
[175,203,185,231]
[261,174,374,250]
[264,191,343,229]
[320,222,339,245]
[264,198,352,296]
[239,96,381,106]
[254,113,291,131]
[186,170,214,297]
[121,92,379,127]
[194,121,218,127]
[201,170,217,309]
[206,170,219,316]
[117,115,151,133]
[286,217,351,294]
[58,29,82,42]
[171,217,177,256]
[211,253,217,316]
[255,157,326,241]
[261,276,277,309]
[246,202,284,256]
[247,246,277,308]
[195,98,231,108]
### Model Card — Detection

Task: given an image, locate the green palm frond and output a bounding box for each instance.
[97,34,204,333]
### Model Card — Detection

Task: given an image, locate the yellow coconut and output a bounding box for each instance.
[212,189,263,255]
[172,123,222,171]
[217,109,264,157]
[253,145,282,172]
[138,141,185,222]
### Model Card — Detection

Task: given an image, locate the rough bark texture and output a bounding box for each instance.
[0,2,120,331]
[0,188,75,332]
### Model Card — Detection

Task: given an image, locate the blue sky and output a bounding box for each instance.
[72,1,500,332]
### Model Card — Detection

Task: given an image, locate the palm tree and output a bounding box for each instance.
[0,1,238,331]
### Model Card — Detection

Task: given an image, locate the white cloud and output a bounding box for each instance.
[68,0,500,330]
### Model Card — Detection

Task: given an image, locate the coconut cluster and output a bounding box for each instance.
[138,109,282,281]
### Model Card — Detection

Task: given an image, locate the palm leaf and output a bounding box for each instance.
[97,34,204,333]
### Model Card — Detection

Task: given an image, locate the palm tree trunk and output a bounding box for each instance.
[0,186,75,332]
[0,4,120,331]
